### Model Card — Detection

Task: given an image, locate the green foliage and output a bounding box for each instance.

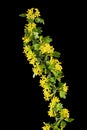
[52,51,61,58]
[39,64,46,70]
[33,43,40,50]
[60,121,67,129]
[59,91,66,99]
[35,27,43,34]
[52,70,63,79]
[19,13,26,17]
[58,82,64,87]
[33,32,39,39]
[43,36,53,43]
[48,63,55,70]
[27,18,34,23]
[66,118,74,122]
[35,17,44,24]
[49,77,56,84]
[53,125,60,130]
[56,103,63,111]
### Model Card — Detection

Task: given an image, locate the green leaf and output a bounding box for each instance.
[24,28,30,36]
[48,64,55,69]
[39,64,46,70]
[58,82,64,87]
[27,18,34,23]
[44,68,49,74]
[35,17,44,24]
[66,118,74,122]
[33,44,40,50]
[53,125,60,130]
[59,91,66,99]
[33,32,39,39]
[56,103,63,111]
[35,27,43,34]
[43,36,53,43]
[52,51,61,58]
[19,13,26,17]
[60,121,67,129]
[57,71,64,79]
[52,70,60,78]
[49,77,56,84]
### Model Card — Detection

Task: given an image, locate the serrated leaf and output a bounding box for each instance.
[35,17,44,24]
[52,70,60,78]
[56,103,63,111]
[39,64,46,70]
[53,125,59,130]
[58,82,64,87]
[49,77,56,84]
[33,32,39,39]
[33,44,40,50]
[59,91,66,99]
[53,51,61,58]
[19,13,26,17]
[48,64,55,69]
[60,121,67,128]
[35,27,43,34]
[43,36,53,43]
[57,71,64,79]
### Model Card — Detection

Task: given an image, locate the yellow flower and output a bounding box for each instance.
[49,96,60,108]
[63,83,68,92]
[39,75,48,88]
[26,51,36,61]
[23,45,31,54]
[60,108,69,119]
[29,57,37,65]
[42,123,51,130]
[48,96,60,117]
[39,43,54,54]
[49,56,58,64]
[49,57,62,71]
[26,23,36,32]
[34,8,40,17]
[26,8,40,20]
[22,35,30,43]
[23,46,38,65]
[55,63,62,71]
[26,8,35,19]
[43,88,52,101]
[48,108,56,117]
[39,75,53,101]
[26,8,34,15]
[32,63,42,76]
[41,75,48,82]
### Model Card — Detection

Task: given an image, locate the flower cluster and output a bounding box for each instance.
[60,108,69,119]
[48,96,60,117]
[20,8,74,130]
[42,123,51,130]
[40,75,52,101]
[39,43,54,54]
[26,8,40,19]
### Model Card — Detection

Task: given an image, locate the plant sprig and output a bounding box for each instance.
[19,8,74,130]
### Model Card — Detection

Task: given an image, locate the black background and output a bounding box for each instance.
[15,0,85,129]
